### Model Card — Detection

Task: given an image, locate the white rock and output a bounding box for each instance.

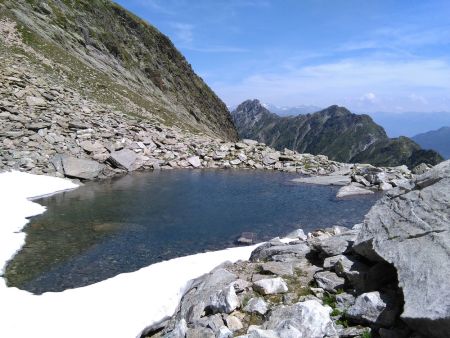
[336,184,374,198]
[187,156,201,168]
[207,284,240,314]
[218,326,233,338]
[244,297,268,315]
[253,277,288,295]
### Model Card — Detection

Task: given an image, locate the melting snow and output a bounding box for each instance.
[0,171,257,338]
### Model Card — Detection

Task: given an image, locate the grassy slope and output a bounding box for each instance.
[1,0,237,140]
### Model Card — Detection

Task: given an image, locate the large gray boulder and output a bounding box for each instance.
[353,160,450,337]
[108,149,142,171]
[61,156,104,180]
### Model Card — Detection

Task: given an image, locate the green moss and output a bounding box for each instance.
[361,330,371,338]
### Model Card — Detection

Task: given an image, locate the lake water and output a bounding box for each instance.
[4,170,380,294]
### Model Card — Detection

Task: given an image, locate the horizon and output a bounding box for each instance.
[115,0,450,113]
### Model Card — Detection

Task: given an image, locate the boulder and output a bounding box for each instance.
[346,291,399,327]
[262,300,337,337]
[26,96,46,106]
[206,284,240,314]
[250,242,310,262]
[353,160,450,337]
[314,271,345,293]
[108,149,141,171]
[285,228,307,241]
[61,156,104,180]
[309,230,358,257]
[187,156,201,168]
[253,277,288,295]
[244,297,269,315]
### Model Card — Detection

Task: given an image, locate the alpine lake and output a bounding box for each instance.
[4,169,380,294]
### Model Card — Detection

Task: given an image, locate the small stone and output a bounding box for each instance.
[314,271,345,293]
[26,96,46,106]
[243,297,268,315]
[253,277,288,295]
[225,315,243,331]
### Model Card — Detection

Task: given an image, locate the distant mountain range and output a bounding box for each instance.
[260,103,323,116]
[241,103,450,137]
[231,99,443,168]
[413,127,450,160]
[369,112,450,138]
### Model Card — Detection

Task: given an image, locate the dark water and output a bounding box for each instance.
[5,170,380,294]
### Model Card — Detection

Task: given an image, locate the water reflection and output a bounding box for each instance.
[5,170,380,294]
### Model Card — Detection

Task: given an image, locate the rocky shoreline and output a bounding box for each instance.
[0,53,424,198]
[141,161,449,338]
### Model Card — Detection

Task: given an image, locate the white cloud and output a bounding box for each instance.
[213,57,450,112]
[170,22,194,44]
[360,92,376,103]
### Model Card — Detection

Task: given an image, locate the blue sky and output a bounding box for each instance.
[115,0,450,113]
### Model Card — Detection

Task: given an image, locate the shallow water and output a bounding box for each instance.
[5,170,380,293]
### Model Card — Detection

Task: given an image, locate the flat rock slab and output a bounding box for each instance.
[336,184,374,198]
[61,156,104,180]
[292,175,351,186]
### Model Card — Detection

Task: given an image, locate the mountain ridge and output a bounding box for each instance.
[0,0,238,140]
[232,99,443,168]
[412,127,450,159]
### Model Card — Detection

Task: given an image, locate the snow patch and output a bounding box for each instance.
[0,171,257,338]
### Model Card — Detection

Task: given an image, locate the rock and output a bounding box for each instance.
[217,326,233,338]
[379,182,393,191]
[262,300,337,337]
[186,327,214,338]
[253,277,288,295]
[261,261,294,276]
[26,96,46,106]
[61,156,104,180]
[26,122,51,131]
[346,291,399,327]
[244,297,268,315]
[230,159,242,165]
[335,292,355,311]
[69,121,90,129]
[334,255,370,292]
[206,284,240,314]
[336,184,374,198]
[225,315,243,331]
[353,161,450,337]
[187,156,201,168]
[80,140,105,153]
[285,228,307,241]
[309,230,358,256]
[250,242,310,262]
[108,149,141,171]
[236,232,257,245]
[314,271,345,293]
[292,175,351,186]
[412,163,430,175]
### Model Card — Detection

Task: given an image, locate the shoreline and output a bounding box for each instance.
[0,170,258,338]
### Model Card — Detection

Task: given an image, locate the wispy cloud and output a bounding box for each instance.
[214,57,450,112]
[170,22,194,44]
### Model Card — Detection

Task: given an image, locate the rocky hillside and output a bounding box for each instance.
[232,99,443,168]
[413,126,450,159]
[142,160,450,338]
[0,0,237,140]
